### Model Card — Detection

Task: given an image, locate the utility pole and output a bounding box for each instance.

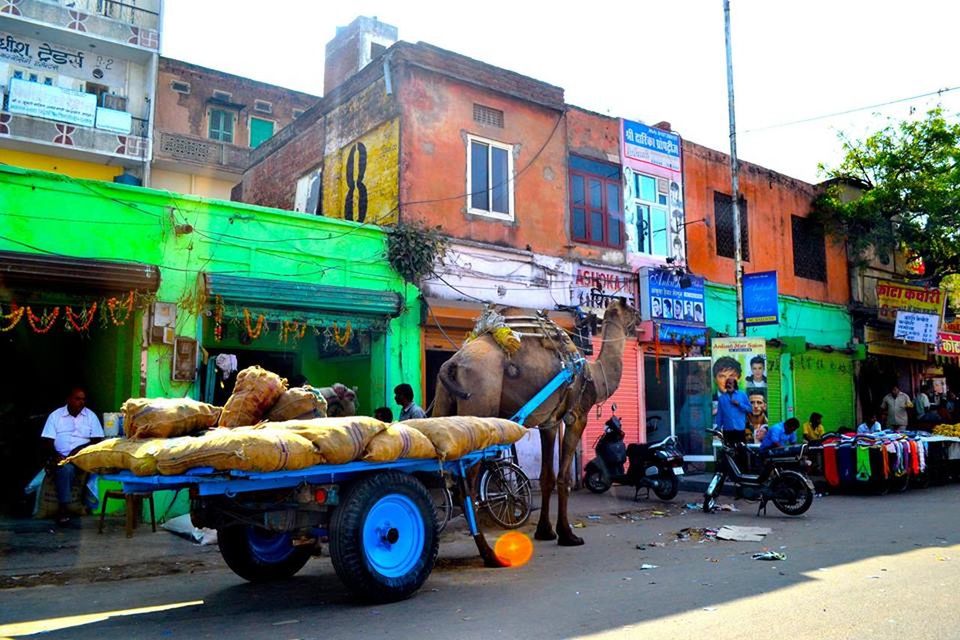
[724,0,745,337]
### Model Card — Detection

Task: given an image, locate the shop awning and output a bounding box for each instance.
[0,250,159,294]
[205,273,403,318]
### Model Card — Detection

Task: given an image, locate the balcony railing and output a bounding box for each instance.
[0,108,149,162]
[8,0,161,48]
[156,132,251,174]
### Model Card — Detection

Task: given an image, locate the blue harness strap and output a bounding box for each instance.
[509,357,585,426]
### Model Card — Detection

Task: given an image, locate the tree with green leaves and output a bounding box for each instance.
[814,108,960,284]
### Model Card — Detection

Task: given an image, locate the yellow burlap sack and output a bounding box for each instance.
[404,416,500,460]
[261,416,387,464]
[219,366,287,428]
[363,424,438,462]
[264,386,328,421]
[155,427,319,475]
[65,437,164,476]
[122,397,221,439]
[485,418,527,445]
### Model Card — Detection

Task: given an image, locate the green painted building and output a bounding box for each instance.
[706,283,856,433]
[0,165,421,515]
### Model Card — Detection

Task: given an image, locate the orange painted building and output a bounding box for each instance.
[682,140,849,305]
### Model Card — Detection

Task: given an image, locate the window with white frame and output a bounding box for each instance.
[208,108,235,143]
[632,172,671,256]
[467,135,514,220]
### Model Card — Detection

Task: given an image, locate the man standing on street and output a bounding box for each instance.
[41,386,103,526]
[880,384,912,431]
[394,383,427,421]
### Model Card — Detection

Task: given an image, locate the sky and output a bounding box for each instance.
[161,0,960,184]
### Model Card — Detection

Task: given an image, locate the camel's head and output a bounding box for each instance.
[603,297,639,334]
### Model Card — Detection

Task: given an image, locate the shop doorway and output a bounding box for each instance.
[669,357,713,461]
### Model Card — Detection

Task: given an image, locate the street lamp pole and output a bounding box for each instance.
[724,0,746,337]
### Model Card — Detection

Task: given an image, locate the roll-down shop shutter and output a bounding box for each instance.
[792,351,855,432]
[766,346,782,424]
[582,337,640,475]
[205,273,402,328]
[0,250,159,298]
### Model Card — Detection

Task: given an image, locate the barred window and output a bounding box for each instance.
[714,192,749,261]
[473,104,504,128]
[792,215,827,281]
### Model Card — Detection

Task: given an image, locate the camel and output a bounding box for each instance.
[433,298,638,546]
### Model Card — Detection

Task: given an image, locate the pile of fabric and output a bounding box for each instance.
[66,367,526,476]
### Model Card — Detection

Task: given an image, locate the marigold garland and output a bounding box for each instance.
[213,295,224,341]
[66,302,98,333]
[280,320,308,344]
[27,306,60,334]
[243,307,265,340]
[0,304,24,332]
[332,320,352,348]
[106,291,135,326]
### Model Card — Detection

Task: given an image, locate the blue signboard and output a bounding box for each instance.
[644,268,706,326]
[658,323,708,346]
[622,120,682,171]
[743,271,779,326]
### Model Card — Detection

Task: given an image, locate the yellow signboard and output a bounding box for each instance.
[322,118,400,226]
[876,279,943,323]
[865,326,928,361]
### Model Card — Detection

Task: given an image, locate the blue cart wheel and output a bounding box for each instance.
[218,526,311,582]
[330,472,438,602]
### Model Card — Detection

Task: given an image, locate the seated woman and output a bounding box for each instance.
[803,412,825,443]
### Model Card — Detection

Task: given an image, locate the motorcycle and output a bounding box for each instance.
[584,406,685,501]
[702,427,814,516]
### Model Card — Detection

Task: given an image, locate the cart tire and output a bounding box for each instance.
[329,472,438,603]
[218,525,311,583]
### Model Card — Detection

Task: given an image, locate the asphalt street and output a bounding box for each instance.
[2,485,959,640]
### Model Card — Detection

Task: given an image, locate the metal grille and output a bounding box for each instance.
[473,104,504,128]
[254,100,273,114]
[212,90,232,102]
[170,81,190,94]
[792,215,827,281]
[713,192,749,261]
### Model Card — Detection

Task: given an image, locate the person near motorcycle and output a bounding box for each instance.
[759,417,800,453]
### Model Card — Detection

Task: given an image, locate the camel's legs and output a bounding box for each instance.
[556,417,586,546]
[534,424,558,541]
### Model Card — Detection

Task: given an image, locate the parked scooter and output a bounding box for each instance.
[584,405,685,501]
[702,427,814,516]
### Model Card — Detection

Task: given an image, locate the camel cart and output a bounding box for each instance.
[100,444,513,603]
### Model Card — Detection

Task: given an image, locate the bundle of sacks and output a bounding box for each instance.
[67,366,526,476]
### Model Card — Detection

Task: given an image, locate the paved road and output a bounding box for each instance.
[2,485,959,639]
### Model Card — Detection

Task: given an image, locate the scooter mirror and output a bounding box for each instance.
[611,403,617,413]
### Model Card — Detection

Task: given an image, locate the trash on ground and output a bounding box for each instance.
[717,525,771,542]
[716,503,739,512]
[161,513,218,545]
[752,551,786,561]
[586,515,602,521]
[651,510,667,517]
[640,563,658,570]
[572,521,586,528]
[675,527,718,543]
[684,503,700,510]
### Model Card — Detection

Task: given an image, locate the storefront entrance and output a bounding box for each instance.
[644,356,713,462]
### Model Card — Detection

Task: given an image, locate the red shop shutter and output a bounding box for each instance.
[580,338,641,476]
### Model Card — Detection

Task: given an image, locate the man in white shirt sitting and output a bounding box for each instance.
[41,387,103,526]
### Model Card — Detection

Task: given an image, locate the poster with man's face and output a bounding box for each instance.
[711,337,767,396]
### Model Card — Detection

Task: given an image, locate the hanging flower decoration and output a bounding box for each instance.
[106,291,135,326]
[280,320,309,345]
[66,302,98,333]
[332,320,352,348]
[213,295,224,342]
[0,304,24,332]
[243,307,265,340]
[27,306,60,334]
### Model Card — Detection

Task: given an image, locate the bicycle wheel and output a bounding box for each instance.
[430,486,454,534]
[479,461,532,529]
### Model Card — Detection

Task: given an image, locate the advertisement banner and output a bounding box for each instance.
[573,266,639,315]
[743,271,779,327]
[8,78,96,127]
[622,120,682,172]
[894,311,939,344]
[865,326,928,360]
[640,267,705,326]
[658,323,708,347]
[935,332,960,357]
[876,279,944,323]
[711,337,768,394]
[0,32,128,85]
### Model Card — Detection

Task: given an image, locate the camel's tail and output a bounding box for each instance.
[438,359,471,400]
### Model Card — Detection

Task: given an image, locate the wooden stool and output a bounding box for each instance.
[98,491,157,538]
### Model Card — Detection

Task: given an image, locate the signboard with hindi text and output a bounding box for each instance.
[876,279,944,323]
[894,311,939,344]
[8,78,96,127]
[865,326,928,360]
[936,332,960,357]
